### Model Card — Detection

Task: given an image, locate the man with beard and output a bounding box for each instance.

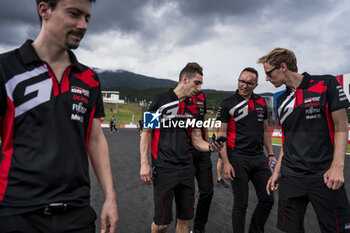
[0,1,118,232]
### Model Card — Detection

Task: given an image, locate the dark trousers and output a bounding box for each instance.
[0,205,97,233]
[228,155,274,233]
[110,124,118,132]
[277,175,350,233]
[193,152,214,231]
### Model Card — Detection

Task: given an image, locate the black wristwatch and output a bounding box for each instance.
[268,154,275,157]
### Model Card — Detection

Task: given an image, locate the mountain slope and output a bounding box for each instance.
[98,70,177,90]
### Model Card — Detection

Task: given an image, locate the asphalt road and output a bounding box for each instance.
[90,128,350,233]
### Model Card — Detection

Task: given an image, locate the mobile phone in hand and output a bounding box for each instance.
[216,136,228,143]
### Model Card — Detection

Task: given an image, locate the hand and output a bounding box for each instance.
[100,196,118,233]
[323,165,344,190]
[223,163,235,181]
[266,171,281,195]
[140,164,152,185]
[209,141,224,152]
[268,156,277,166]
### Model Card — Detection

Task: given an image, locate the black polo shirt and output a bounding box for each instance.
[148,90,204,169]
[216,91,267,157]
[0,40,104,216]
[277,72,350,177]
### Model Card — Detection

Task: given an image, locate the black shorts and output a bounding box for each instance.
[0,205,96,233]
[152,166,195,225]
[277,175,350,233]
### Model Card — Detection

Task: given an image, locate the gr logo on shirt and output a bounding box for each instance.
[5,65,52,118]
[71,86,90,97]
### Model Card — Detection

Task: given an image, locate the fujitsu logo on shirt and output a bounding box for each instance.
[72,102,87,114]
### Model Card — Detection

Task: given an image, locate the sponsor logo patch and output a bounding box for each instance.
[71,86,90,97]
[304,96,320,104]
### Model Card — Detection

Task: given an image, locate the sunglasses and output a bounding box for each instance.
[265,67,279,77]
[238,79,256,87]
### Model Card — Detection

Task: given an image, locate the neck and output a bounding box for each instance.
[238,92,252,101]
[173,85,187,101]
[32,32,70,64]
[285,72,304,92]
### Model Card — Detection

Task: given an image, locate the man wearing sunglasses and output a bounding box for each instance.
[216,67,276,233]
[259,48,350,233]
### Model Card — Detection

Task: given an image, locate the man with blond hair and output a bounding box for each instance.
[259,48,350,233]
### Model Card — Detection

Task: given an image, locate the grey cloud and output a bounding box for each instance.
[0,1,39,46]
[0,0,340,47]
[0,21,39,46]
[89,0,152,33]
[0,1,38,24]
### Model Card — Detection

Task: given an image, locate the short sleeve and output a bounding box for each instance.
[0,75,7,117]
[148,94,159,112]
[93,74,105,118]
[203,93,207,115]
[196,93,207,122]
[216,99,230,123]
[263,99,268,120]
[327,76,350,112]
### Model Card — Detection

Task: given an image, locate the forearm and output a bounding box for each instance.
[331,131,347,168]
[192,137,210,152]
[274,147,284,174]
[140,130,151,166]
[217,131,230,165]
[263,120,273,154]
[88,131,116,199]
[330,109,348,169]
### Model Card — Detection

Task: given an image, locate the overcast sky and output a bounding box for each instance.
[1,0,350,93]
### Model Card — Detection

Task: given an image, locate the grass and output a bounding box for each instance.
[103,103,147,125]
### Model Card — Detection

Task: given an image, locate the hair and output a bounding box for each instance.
[240,67,259,83]
[36,0,96,22]
[258,48,298,72]
[179,62,203,81]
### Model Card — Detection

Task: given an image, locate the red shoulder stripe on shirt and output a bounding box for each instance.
[307,81,327,94]
[256,97,266,107]
[74,69,99,88]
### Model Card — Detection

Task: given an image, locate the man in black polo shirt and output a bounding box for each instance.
[191,91,214,233]
[0,1,118,232]
[139,63,222,233]
[216,67,276,233]
[259,48,350,233]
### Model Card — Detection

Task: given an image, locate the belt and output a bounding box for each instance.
[40,203,71,215]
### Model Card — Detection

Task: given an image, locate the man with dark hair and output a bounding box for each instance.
[259,48,350,233]
[35,0,96,22]
[0,1,118,232]
[140,62,223,233]
[216,67,275,233]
